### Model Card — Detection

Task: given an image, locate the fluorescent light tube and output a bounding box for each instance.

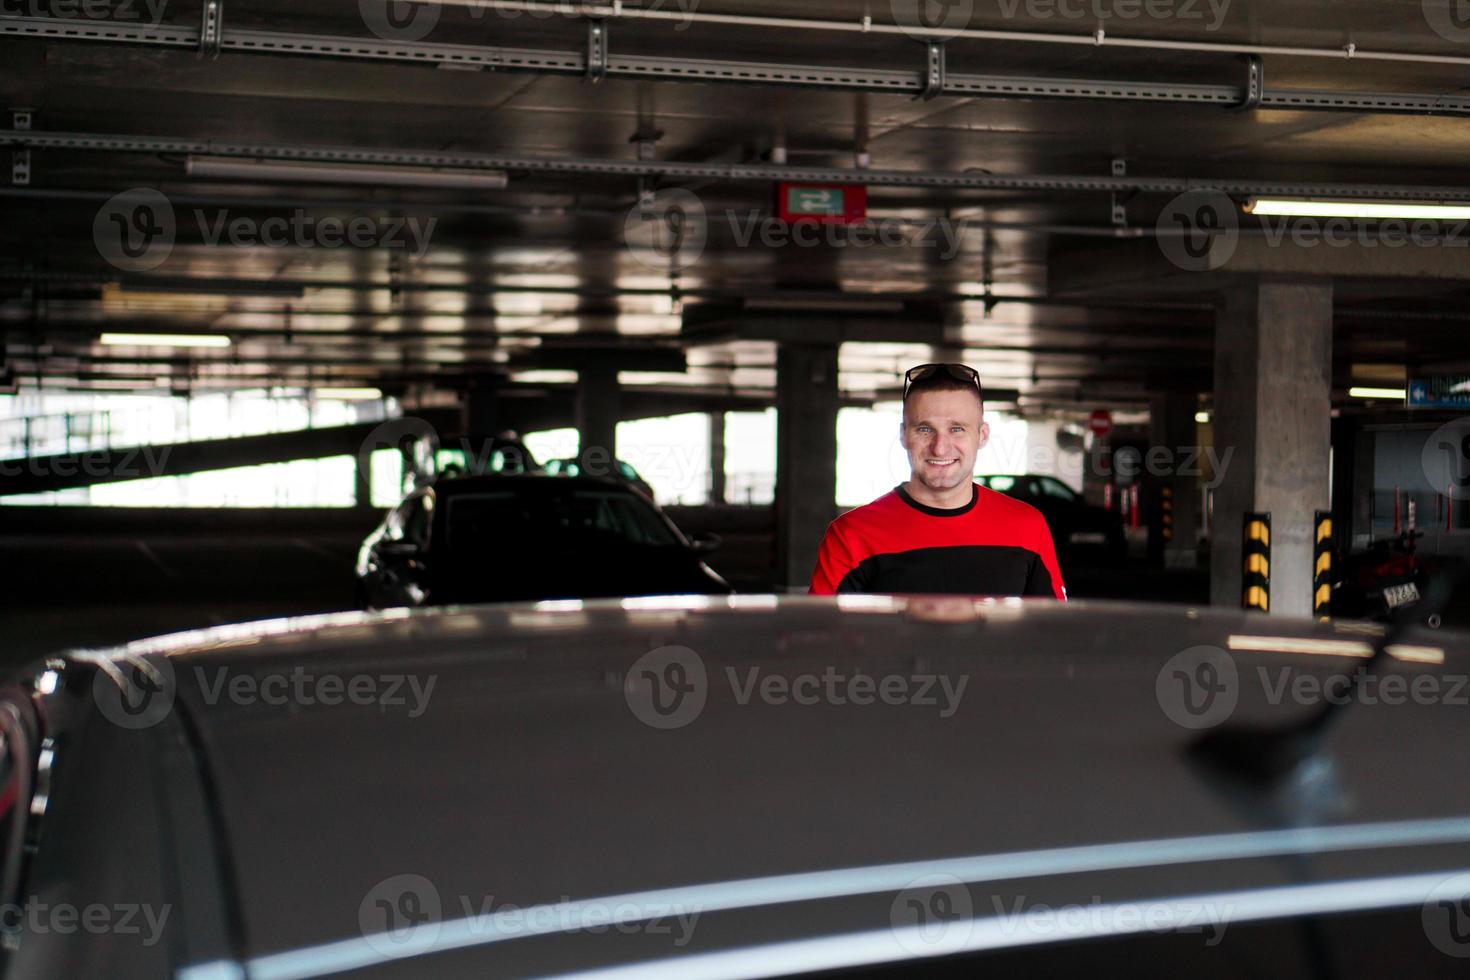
[187,156,508,189]
[100,333,232,348]
[1244,198,1470,220]
[314,387,384,400]
[1348,386,1406,400]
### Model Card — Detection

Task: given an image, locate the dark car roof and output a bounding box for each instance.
[66,599,1470,977]
[424,472,641,494]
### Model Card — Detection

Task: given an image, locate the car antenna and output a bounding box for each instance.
[1187,564,1466,782]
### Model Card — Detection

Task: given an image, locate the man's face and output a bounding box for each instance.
[900,388,989,493]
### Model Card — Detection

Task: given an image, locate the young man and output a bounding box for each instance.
[809,363,1066,599]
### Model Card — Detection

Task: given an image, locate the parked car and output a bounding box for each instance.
[356,473,728,607]
[540,456,657,501]
[976,473,1127,559]
[2,598,1467,977]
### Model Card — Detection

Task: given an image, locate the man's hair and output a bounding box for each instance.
[902,373,984,414]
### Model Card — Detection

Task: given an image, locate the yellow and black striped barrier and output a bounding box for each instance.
[1242,512,1270,612]
[1314,511,1333,620]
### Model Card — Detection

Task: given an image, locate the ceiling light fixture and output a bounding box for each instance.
[186,156,509,189]
[1348,386,1406,400]
[1244,198,1470,220]
[100,333,232,348]
[313,387,384,400]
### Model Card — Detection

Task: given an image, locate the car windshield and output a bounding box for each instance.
[443,487,679,551]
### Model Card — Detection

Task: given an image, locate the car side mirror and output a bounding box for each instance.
[689,532,722,555]
[380,540,424,560]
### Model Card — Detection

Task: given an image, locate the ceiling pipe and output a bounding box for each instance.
[426,0,1470,69]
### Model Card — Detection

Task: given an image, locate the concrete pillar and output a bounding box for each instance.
[576,365,621,472]
[708,411,727,505]
[1149,391,1201,569]
[775,344,839,590]
[1211,278,1333,616]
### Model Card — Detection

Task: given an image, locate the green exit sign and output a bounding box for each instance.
[776,183,868,224]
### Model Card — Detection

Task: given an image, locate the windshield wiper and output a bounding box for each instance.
[1188,564,1467,782]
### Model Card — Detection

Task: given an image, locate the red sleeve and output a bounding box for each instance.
[809,522,856,595]
[1030,514,1067,601]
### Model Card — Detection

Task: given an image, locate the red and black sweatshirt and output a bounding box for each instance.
[809,483,1067,599]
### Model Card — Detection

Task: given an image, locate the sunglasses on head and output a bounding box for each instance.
[903,363,982,399]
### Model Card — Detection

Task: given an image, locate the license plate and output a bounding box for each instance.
[1383,582,1420,609]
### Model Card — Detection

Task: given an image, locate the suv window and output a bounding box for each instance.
[1039,477,1079,502]
[444,488,677,551]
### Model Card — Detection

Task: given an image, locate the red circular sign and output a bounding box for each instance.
[1088,410,1113,438]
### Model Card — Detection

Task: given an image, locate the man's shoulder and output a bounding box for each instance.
[827,489,905,536]
[975,484,1044,520]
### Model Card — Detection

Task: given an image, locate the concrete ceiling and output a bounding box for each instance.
[4,0,1470,414]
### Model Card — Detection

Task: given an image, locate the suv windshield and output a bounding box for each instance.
[444,487,679,551]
